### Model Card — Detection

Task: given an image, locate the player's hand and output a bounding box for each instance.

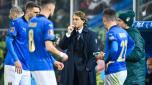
[59,52,68,61]
[97,51,105,60]
[67,25,75,34]
[15,60,22,74]
[54,61,64,70]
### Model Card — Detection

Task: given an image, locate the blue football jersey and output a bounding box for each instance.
[28,15,56,71]
[5,16,30,70]
[104,25,134,74]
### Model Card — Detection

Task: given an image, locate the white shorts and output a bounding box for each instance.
[31,70,57,85]
[4,65,31,85]
[104,70,127,85]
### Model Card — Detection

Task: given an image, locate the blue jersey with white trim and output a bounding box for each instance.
[28,15,56,71]
[104,25,134,74]
[5,16,30,70]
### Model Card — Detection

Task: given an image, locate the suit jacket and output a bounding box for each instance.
[59,27,99,85]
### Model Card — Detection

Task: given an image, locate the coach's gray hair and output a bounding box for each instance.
[10,6,23,15]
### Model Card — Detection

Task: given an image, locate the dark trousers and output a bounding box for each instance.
[61,55,96,85]
[73,67,89,85]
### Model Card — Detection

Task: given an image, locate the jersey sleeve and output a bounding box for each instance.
[7,20,18,37]
[50,56,56,64]
[6,36,18,61]
[44,21,56,41]
[6,20,19,61]
[104,32,117,62]
[108,32,117,41]
[110,41,118,56]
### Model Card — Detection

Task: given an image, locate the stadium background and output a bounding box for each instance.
[0,0,152,85]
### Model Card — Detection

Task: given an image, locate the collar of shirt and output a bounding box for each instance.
[77,27,83,34]
[37,14,46,18]
[22,16,28,23]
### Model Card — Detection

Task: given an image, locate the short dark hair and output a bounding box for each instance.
[40,0,56,7]
[25,1,40,10]
[103,8,117,21]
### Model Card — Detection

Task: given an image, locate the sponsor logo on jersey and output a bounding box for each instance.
[29,22,37,27]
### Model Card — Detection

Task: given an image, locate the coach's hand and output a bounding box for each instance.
[15,60,22,74]
[97,51,105,60]
[67,25,75,34]
[54,61,64,70]
[59,52,68,61]
[66,25,75,37]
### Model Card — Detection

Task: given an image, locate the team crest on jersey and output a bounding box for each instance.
[48,29,54,36]
[10,27,15,32]
[29,22,37,27]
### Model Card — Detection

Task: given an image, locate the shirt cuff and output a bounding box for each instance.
[66,32,71,38]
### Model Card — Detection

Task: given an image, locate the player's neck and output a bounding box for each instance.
[40,10,49,18]
[108,21,117,30]
[24,14,30,21]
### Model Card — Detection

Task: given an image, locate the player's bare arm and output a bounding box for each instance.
[45,41,68,61]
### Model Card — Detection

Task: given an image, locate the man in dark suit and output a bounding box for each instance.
[59,11,99,85]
